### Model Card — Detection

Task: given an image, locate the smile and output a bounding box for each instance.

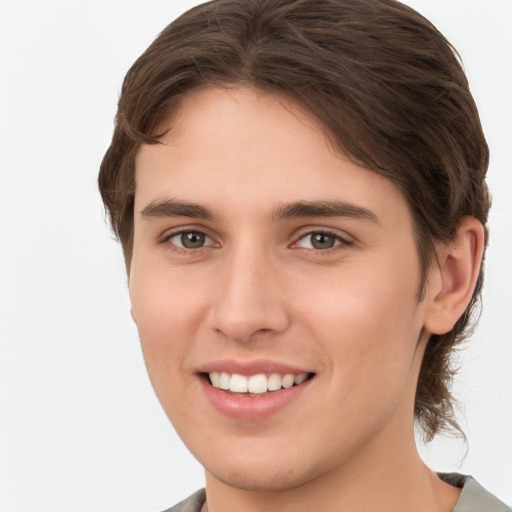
[208,371,310,395]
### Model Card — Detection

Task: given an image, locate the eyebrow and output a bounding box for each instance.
[140,198,380,225]
[271,200,380,224]
[140,200,213,220]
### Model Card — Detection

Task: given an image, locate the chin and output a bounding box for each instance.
[200,440,336,494]
[206,462,310,493]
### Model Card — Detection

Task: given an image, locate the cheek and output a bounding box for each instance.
[294,262,423,398]
[130,285,208,432]
[129,267,207,385]
[130,257,209,331]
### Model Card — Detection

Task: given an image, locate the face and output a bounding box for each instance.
[130,87,434,492]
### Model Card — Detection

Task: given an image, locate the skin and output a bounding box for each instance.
[130,87,483,512]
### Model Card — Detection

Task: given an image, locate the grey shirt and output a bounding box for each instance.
[163,474,510,512]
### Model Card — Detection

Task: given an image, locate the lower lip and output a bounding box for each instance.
[199,376,313,421]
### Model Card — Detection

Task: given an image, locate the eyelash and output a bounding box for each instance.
[162,229,216,253]
[160,228,352,254]
[293,230,352,252]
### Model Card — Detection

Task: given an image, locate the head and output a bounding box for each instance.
[99,0,490,445]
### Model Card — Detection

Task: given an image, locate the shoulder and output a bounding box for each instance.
[439,473,510,512]
[159,479,511,512]
[160,489,206,512]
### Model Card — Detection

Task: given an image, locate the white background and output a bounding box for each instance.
[0,1,510,510]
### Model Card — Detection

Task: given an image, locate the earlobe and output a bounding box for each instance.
[424,217,485,335]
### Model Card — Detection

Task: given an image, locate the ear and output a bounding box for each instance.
[424,217,485,335]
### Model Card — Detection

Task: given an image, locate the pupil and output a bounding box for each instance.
[311,233,335,249]
[181,231,205,249]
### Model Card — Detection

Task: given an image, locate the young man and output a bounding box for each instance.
[99,0,509,510]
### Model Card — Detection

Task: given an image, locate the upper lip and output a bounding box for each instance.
[196,358,313,376]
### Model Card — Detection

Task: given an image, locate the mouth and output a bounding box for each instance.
[197,360,316,419]
[203,371,315,397]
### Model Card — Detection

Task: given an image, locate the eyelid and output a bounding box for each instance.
[291,227,354,250]
[160,225,219,250]
[157,224,353,251]
[169,231,214,247]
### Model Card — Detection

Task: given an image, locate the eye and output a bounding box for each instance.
[166,230,214,250]
[295,231,347,250]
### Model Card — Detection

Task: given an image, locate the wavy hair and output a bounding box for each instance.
[99,0,490,441]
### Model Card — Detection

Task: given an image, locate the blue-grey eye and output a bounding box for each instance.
[297,232,342,250]
[310,233,337,249]
[168,230,210,249]
[180,231,205,248]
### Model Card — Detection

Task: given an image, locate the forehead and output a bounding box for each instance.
[136,87,332,182]
[134,87,408,223]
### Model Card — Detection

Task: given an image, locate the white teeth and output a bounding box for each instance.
[208,371,309,394]
[267,373,282,391]
[294,373,308,385]
[281,374,295,389]
[248,374,267,394]
[229,373,248,392]
[210,371,221,387]
[219,372,230,390]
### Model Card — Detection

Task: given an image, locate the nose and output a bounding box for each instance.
[207,244,290,343]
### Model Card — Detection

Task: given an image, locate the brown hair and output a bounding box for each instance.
[99,0,490,441]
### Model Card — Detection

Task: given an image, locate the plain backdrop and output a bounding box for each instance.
[0,1,510,511]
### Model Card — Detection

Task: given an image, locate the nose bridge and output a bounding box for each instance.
[209,237,288,342]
